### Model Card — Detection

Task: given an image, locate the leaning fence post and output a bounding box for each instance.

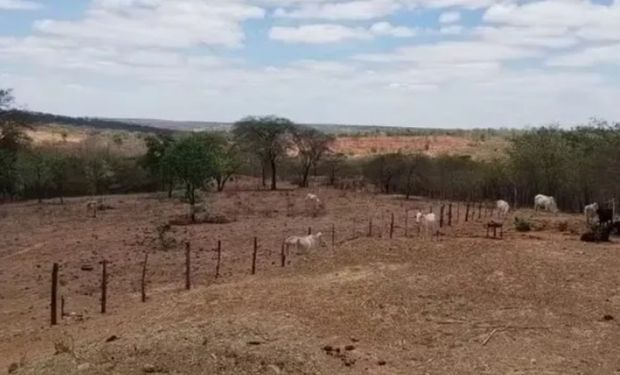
[185,242,191,290]
[390,213,395,239]
[215,240,222,278]
[141,252,149,302]
[251,237,258,275]
[51,263,58,326]
[100,260,107,314]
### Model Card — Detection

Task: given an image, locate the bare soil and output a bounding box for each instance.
[1,183,619,374]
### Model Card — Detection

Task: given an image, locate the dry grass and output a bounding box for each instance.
[1,183,620,374]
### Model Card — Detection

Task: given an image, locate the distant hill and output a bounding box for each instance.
[0,110,172,135]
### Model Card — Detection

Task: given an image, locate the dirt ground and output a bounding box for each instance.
[1,182,619,374]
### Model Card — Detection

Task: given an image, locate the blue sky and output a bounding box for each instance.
[0,0,619,127]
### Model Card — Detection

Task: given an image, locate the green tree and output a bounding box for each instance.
[0,88,30,199]
[232,116,294,190]
[142,134,176,197]
[17,149,53,203]
[165,133,218,221]
[292,126,332,187]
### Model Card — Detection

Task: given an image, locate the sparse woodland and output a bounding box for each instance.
[1,88,619,212]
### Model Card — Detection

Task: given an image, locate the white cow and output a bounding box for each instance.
[415,211,438,239]
[304,193,322,215]
[284,232,325,254]
[496,200,510,218]
[584,202,599,224]
[534,194,559,213]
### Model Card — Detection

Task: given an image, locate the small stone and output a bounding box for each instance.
[323,345,333,352]
[377,360,386,366]
[267,364,282,374]
[603,314,614,321]
[143,364,160,373]
[350,337,359,342]
[77,363,91,371]
[105,335,118,342]
[8,363,18,373]
[344,345,355,351]
[81,265,94,271]
[247,340,262,346]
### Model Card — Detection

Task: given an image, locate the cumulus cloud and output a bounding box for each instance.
[32,0,265,49]
[2,0,620,127]
[273,0,400,20]
[270,22,415,43]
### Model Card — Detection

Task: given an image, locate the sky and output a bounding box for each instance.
[0,0,619,128]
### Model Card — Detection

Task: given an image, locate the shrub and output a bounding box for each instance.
[514,217,531,232]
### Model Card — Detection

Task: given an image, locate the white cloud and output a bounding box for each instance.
[270,22,415,43]
[270,24,371,43]
[370,22,416,37]
[440,25,463,35]
[273,0,400,20]
[547,44,620,67]
[484,1,620,42]
[355,41,541,64]
[439,11,460,24]
[32,0,265,49]
[475,26,578,49]
[0,0,40,10]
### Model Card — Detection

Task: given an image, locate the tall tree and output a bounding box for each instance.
[142,134,175,197]
[232,116,294,190]
[292,126,332,187]
[165,133,218,221]
[0,88,30,199]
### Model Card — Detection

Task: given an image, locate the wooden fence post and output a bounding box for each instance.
[141,252,148,302]
[215,240,222,278]
[390,213,395,239]
[251,237,258,275]
[51,263,58,326]
[331,224,335,250]
[405,210,409,237]
[185,242,191,290]
[456,203,460,223]
[478,203,482,220]
[308,227,312,235]
[448,204,453,226]
[100,260,107,314]
[439,205,445,228]
[280,242,286,267]
[368,219,373,237]
[465,203,470,222]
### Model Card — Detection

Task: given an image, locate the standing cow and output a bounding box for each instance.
[534,194,558,213]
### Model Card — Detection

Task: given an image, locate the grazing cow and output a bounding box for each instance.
[496,200,510,218]
[304,193,322,215]
[534,194,558,213]
[284,232,325,254]
[584,202,599,224]
[415,211,438,239]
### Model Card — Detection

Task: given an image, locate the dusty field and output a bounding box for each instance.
[1,185,619,374]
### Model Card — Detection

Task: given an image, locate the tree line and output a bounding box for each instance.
[2,88,619,213]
